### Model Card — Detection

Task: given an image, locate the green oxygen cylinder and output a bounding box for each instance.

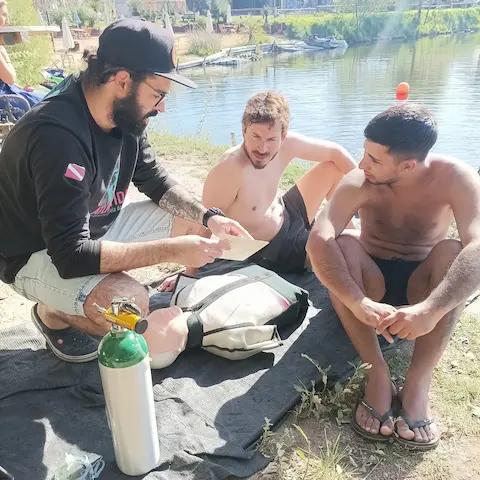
[96,298,160,476]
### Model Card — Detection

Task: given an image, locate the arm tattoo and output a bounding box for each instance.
[158,184,206,223]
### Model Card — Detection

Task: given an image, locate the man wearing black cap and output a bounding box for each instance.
[0,19,249,363]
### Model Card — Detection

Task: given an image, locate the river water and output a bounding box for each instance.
[153,33,480,166]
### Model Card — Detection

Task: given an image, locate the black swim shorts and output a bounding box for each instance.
[372,257,421,306]
[249,185,311,274]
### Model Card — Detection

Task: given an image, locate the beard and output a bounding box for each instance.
[243,144,279,170]
[112,85,158,136]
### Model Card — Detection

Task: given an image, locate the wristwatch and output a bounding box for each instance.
[202,207,225,228]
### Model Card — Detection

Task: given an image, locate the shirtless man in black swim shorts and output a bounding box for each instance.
[158,91,357,291]
[306,103,480,450]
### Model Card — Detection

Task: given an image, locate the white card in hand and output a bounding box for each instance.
[215,234,269,261]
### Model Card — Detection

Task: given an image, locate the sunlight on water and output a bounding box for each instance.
[153,33,480,167]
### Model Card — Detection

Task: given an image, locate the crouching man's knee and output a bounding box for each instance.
[83,272,150,327]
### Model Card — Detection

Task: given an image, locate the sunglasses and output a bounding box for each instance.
[143,80,168,107]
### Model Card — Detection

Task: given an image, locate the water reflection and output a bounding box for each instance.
[153,33,480,166]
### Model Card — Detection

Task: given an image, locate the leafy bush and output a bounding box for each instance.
[49,6,98,29]
[238,15,270,44]
[187,30,221,56]
[195,15,207,28]
[279,8,480,43]
[7,0,53,85]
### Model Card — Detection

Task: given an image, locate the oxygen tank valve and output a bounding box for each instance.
[94,297,148,334]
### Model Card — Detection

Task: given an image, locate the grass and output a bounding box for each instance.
[186,30,222,57]
[429,313,480,436]
[251,309,480,480]
[148,131,227,167]
[280,162,310,191]
[292,431,354,480]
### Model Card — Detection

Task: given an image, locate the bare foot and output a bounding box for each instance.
[397,379,439,444]
[356,365,395,436]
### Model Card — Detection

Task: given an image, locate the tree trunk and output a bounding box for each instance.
[417,0,423,22]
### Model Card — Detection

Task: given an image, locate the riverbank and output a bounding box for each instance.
[275,7,480,44]
[8,7,480,86]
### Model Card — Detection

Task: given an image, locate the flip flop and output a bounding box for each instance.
[394,408,440,451]
[351,379,396,442]
[31,304,99,363]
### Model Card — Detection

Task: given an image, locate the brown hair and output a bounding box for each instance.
[242,91,290,134]
[0,1,7,9]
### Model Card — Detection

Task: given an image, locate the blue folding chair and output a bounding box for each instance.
[0,94,31,142]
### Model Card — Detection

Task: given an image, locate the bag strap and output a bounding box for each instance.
[185,314,204,350]
[181,272,273,349]
[180,271,274,313]
[232,264,309,304]
[203,322,255,337]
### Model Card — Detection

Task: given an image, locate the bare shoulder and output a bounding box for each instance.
[428,154,480,189]
[331,168,370,204]
[209,145,245,174]
[284,131,307,144]
[284,131,339,148]
[339,168,371,195]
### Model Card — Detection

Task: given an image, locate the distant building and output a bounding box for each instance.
[231,0,264,7]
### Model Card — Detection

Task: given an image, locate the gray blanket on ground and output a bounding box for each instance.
[0,261,395,480]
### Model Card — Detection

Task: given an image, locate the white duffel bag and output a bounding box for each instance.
[170,264,309,361]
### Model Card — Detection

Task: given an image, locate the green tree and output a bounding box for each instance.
[242,14,268,43]
[88,1,103,13]
[7,0,53,85]
[335,0,394,15]
[187,0,209,14]
[128,0,141,15]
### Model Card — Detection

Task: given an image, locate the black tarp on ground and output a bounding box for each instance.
[0,261,397,479]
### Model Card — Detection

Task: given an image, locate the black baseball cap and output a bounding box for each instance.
[97,18,197,89]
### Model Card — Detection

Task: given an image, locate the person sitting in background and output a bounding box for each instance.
[0,1,15,86]
[0,0,45,112]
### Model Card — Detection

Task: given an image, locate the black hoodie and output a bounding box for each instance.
[0,75,177,283]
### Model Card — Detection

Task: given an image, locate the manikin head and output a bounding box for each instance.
[242,91,290,169]
[359,103,438,185]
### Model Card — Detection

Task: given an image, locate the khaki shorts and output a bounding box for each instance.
[10,200,173,317]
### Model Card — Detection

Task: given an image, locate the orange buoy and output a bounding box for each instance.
[396,82,410,101]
